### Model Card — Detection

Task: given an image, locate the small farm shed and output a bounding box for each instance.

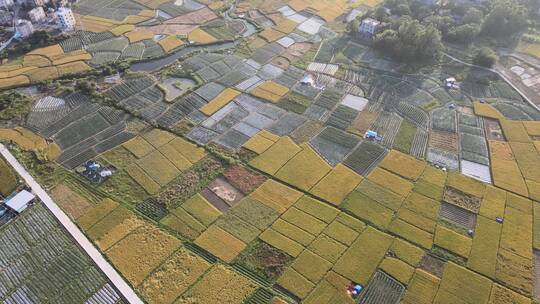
[5,190,35,213]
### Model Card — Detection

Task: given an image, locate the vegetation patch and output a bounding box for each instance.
[139,247,211,304]
[223,165,266,194]
[467,216,502,278]
[379,257,414,285]
[249,136,301,175]
[435,262,492,304]
[367,167,413,197]
[310,164,363,206]
[380,150,425,181]
[259,228,304,258]
[293,195,339,224]
[434,226,472,258]
[177,264,257,303]
[77,198,119,231]
[333,227,393,285]
[402,269,440,304]
[106,224,181,286]
[194,225,247,263]
[249,179,303,213]
[389,219,433,249]
[275,144,332,191]
[341,191,394,229]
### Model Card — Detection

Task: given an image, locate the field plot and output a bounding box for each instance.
[106,223,181,286]
[187,94,289,148]
[370,112,403,148]
[0,204,123,303]
[343,141,387,175]
[274,143,332,191]
[310,164,363,205]
[29,93,134,169]
[429,130,458,153]
[359,271,405,303]
[402,269,440,304]
[304,89,343,121]
[379,150,426,181]
[138,247,211,304]
[175,265,257,303]
[434,262,492,304]
[120,131,206,193]
[427,148,459,170]
[431,107,456,132]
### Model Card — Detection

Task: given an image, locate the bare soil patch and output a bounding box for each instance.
[224,165,266,194]
[51,183,91,219]
[207,177,244,206]
[418,254,446,278]
[429,130,458,153]
[484,118,505,141]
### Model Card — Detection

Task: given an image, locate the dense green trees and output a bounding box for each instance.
[482,0,528,38]
[473,47,498,67]
[373,17,443,62]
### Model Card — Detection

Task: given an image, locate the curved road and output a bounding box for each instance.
[0,144,143,304]
[443,53,540,112]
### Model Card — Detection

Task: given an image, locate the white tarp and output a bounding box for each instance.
[6,190,35,213]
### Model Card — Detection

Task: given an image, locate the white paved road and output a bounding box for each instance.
[443,53,540,112]
[0,144,144,304]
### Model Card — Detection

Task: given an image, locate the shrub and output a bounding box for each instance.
[473,47,497,67]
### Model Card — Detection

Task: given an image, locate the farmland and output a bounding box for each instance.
[0,0,540,303]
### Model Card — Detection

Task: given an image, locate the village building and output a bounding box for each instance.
[15,19,34,38]
[56,7,75,29]
[28,6,45,23]
[358,18,380,37]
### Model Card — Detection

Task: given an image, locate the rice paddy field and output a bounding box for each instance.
[1,0,540,303]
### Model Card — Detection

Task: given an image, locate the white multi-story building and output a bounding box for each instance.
[358,18,380,36]
[56,7,75,29]
[28,6,45,23]
[0,0,13,9]
[15,19,34,37]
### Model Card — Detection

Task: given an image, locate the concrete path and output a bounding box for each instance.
[443,53,540,112]
[0,144,143,304]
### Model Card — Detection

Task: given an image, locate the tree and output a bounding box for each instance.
[482,0,528,38]
[373,17,443,62]
[425,15,455,37]
[473,47,498,67]
[448,24,481,44]
[75,80,95,95]
[463,7,484,24]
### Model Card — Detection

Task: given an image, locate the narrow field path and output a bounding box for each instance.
[0,143,143,304]
[443,52,540,111]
